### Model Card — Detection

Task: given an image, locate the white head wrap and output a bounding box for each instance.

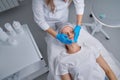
[57,22,74,33]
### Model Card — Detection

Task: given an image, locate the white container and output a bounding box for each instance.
[4,23,16,36]
[0,27,9,42]
[7,38,18,45]
[13,21,24,34]
[0,27,17,45]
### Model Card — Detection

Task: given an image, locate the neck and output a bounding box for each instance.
[66,43,81,54]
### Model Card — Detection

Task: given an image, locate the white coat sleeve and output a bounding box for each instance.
[32,0,49,31]
[73,0,85,15]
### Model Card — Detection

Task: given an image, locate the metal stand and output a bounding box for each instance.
[82,13,110,40]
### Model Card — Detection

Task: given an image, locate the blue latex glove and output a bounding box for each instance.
[56,33,72,44]
[74,25,81,42]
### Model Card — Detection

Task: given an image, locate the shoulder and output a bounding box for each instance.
[89,46,101,58]
[55,51,67,63]
[81,45,95,54]
[86,46,97,53]
[32,0,46,11]
[32,0,44,3]
[32,0,45,6]
[73,0,84,3]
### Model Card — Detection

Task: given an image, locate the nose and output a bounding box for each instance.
[68,32,73,39]
[68,32,71,36]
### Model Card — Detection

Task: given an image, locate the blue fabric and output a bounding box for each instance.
[56,33,72,44]
[74,25,81,42]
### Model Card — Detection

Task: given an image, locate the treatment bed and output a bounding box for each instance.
[45,26,120,80]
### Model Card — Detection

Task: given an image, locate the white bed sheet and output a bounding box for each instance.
[46,27,120,80]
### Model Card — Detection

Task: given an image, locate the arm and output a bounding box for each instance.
[73,14,83,42]
[32,0,50,31]
[96,55,117,80]
[76,14,83,25]
[32,0,72,44]
[72,0,84,25]
[32,0,57,38]
[61,73,72,80]
[46,27,57,38]
[72,0,84,42]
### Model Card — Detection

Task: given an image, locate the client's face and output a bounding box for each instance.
[61,26,74,40]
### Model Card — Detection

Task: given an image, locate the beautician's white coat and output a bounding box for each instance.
[32,0,84,31]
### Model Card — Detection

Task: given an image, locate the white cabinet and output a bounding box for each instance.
[0,24,48,80]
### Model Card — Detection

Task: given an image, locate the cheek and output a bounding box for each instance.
[71,32,74,37]
[72,34,74,39]
[69,33,74,40]
[72,33,75,39]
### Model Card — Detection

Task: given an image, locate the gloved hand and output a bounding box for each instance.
[74,25,81,42]
[56,33,72,44]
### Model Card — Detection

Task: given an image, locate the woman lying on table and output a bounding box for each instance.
[55,22,117,80]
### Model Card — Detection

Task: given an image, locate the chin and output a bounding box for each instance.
[69,37,74,40]
[71,38,74,40]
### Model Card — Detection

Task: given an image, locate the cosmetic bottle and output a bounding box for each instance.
[13,21,24,34]
[4,23,16,36]
[0,27,9,42]
[0,27,17,45]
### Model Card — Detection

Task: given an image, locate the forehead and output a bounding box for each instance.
[61,26,73,33]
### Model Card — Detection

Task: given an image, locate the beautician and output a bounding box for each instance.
[32,0,84,79]
[32,0,84,44]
